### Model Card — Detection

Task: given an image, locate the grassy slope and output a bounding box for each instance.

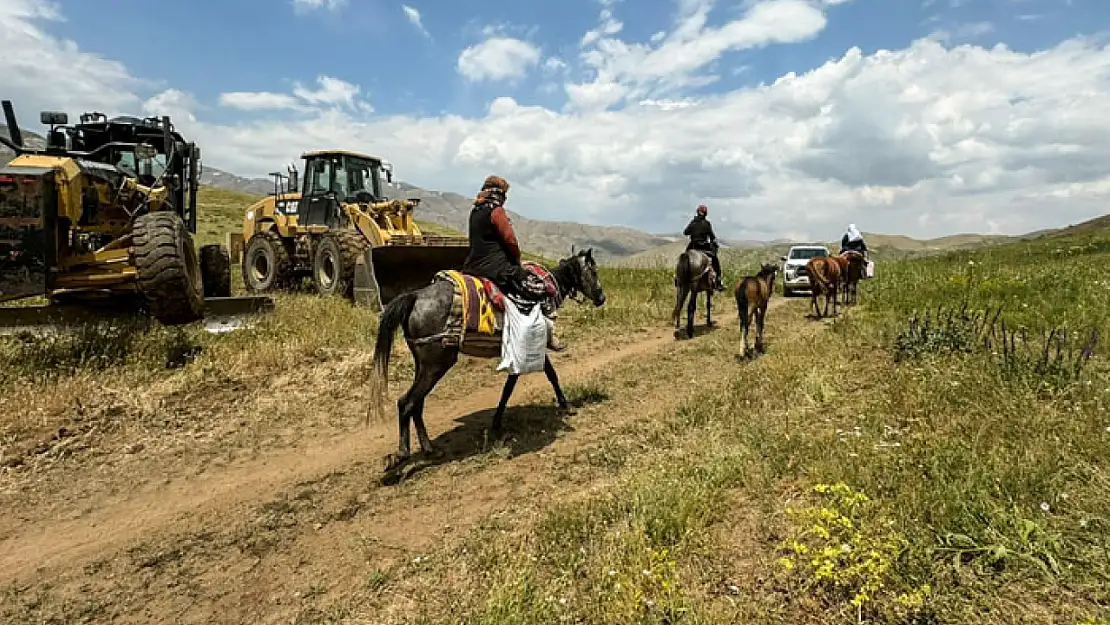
[614,231,1017,269]
[3,187,1109,623]
[384,222,1110,624]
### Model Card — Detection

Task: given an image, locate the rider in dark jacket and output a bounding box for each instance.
[684,204,724,291]
[462,175,564,350]
[463,176,539,297]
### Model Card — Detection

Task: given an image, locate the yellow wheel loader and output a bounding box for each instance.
[238,149,469,310]
[0,99,272,334]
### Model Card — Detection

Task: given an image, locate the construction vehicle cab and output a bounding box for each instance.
[239,149,469,309]
[0,98,269,330]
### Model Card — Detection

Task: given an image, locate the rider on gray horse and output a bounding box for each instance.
[684,204,724,292]
[461,174,565,351]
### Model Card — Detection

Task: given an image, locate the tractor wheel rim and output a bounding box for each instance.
[320,252,337,289]
[251,253,270,284]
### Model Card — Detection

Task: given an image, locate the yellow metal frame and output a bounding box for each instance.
[3,152,175,299]
[241,192,444,247]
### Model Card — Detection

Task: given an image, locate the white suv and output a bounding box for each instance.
[780,245,830,297]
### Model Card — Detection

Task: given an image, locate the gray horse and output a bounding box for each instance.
[672,248,718,339]
[367,249,607,473]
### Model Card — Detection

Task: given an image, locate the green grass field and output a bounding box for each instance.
[1,188,1108,624]
[387,221,1110,624]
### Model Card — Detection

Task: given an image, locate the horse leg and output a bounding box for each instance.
[384,358,420,472]
[385,349,456,471]
[410,352,456,457]
[706,290,714,327]
[756,302,767,353]
[686,289,697,338]
[672,285,686,330]
[739,299,750,356]
[490,374,520,438]
[543,356,575,415]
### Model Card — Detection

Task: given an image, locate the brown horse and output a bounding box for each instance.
[805,256,841,318]
[838,251,867,305]
[734,262,778,356]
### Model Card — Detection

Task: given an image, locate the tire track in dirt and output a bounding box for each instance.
[2,297,823,625]
[0,324,680,586]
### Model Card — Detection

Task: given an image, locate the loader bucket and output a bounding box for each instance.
[354,243,471,310]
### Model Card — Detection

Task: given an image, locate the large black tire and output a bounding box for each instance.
[242,230,293,292]
[313,231,366,299]
[132,212,205,325]
[199,244,232,297]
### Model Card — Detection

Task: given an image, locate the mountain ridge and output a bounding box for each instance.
[195,165,676,262]
[3,125,1087,263]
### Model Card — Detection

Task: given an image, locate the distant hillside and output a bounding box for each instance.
[198,167,674,263]
[0,125,46,164]
[1038,213,1110,239]
[613,229,1024,270]
[6,127,1083,264]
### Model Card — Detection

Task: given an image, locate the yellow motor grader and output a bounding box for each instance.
[0,99,271,333]
[237,149,469,310]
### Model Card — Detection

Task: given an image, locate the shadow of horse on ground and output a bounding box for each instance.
[673,322,718,340]
[380,392,607,485]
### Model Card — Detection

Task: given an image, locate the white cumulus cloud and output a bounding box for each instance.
[457,36,542,82]
[402,4,430,38]
[218,76,371,114]
[3,0,1110,243]
[291,0,346,12]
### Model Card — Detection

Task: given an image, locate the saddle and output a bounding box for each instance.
[432,263,558,356]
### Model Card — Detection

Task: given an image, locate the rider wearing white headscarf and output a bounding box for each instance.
[840,224,868,256]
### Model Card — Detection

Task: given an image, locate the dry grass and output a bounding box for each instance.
[3,189,1109,624]
[335,224,1110,625]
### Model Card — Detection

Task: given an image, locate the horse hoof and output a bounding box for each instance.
[383,453,409,473]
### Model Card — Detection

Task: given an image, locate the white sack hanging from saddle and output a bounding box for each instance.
[497,298,548,375]
[865,260,875,279]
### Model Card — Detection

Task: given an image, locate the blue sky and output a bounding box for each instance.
[45,0,1103,119]
[4,0,1110,240]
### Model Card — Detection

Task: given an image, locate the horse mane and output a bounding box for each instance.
[550,251,591,300]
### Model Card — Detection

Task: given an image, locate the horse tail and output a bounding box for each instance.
[676,251,693,287]
[809,259,831,294]
[736,279,750,330]
[672,251,693,323]
[366,290,419,424]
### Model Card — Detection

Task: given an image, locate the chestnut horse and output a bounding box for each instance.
[805,256,841,318]
[838,251,867,305]
[734,262,778,356]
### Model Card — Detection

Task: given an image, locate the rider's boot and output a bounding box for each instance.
[545,316,566,352]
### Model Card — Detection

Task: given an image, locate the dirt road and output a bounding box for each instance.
[1,296,816,624]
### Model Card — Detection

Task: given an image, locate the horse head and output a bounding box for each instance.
[560,247,607,307]
[758,262,778,287]
[758,262,778,278]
